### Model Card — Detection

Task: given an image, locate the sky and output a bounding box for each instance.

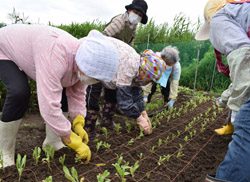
[0,0,208,26]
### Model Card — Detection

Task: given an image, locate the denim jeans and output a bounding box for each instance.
[216,97,250,182]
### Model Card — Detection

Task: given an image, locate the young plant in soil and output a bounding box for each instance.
[43,144,55,159]
[150,146,155,152]
[96,141,103,153]
[32,146,41,165]
[63,166,84,182]
[114,123,121,135]
[0,151,4,172]
[127,138,134,146]
[158,138,162,147]
[42,176,52,182]
[16,153,27,182]
[112,154,130,182]
[125,121,132,133]
[129,161,139,178]
[74,158,82,164]
[158,155,170,166]
[136,127,144,139]
[184,136,189,143]
[97,170,111,182]
[59,154,66,166]
[103,142,111,152]
[137,153,143,159]
[164,136,170,144]
[42,144,55,171]
[102,127,108,139]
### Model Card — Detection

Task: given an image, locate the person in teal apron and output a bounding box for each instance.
[143,46,181,110]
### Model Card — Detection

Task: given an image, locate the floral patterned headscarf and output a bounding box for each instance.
[134,49,167,86]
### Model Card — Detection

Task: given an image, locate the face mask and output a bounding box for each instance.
[128,11,142,25]
[78,71,99,85]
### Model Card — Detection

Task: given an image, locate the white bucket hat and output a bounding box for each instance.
[195,0,227,40]
[75,30,119,82]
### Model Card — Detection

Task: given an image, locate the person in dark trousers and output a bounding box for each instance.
[195,0,250,181]
[84,0,148,139]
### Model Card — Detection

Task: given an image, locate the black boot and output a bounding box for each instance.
[205,174,231,182]
[84,110,99,140]
[100,101,116,129]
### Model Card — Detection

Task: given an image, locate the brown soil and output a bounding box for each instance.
[0,91,232,182]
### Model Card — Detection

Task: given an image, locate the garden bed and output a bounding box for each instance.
[0,89,232,182]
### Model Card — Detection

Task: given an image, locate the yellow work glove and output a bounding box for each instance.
[65,131,91,163]
[72,115,89,144]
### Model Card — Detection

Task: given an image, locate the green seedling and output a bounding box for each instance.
[125,121,132,133]
[189,131,193,138]
[96,141,103,153]
[32,146,41,165]
[179,144,183,151]
[74,158,82,164]
[137,153,143,159]
[164,136,170,144]
[176,151,184,158]
[42,155,51,172]
[165,154,171,162]
[146,173,150,179]
[177,130,181,136]
[193,129,197,136]
[43,144,55,159]
[63,166,84,182]
[158,139,162,147]
[184,136,189,143]
[129,161,139,178]
[158,156,167,166]
[42,176,52,182]
[136,127,144,139]
[102,127,108,139]
[97,170,111,182]
[16,153,27,182]
[103,142,111,151]
[112,155,130,182]
[127,138,134,146]
[172,134,176,140]
[150,146,155,152]
[114,123,121,135]
[133,121,138,130]
[0,150,4,172]
[59,154,66,166]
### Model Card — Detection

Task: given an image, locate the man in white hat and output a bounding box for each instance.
[196,0,250,181]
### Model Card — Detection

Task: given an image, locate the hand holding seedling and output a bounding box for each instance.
[72,115,89,144]
[64,131,91,163]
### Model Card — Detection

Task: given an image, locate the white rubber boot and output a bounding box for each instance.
[0,119,22,168]
[42,112,68,151]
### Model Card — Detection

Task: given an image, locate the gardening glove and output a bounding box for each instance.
[137,115,152,135]
[215,97,227,108]
[65,131,91,163]
[141,111,152,129]
[167,99,175,110]
[72,115,89,144]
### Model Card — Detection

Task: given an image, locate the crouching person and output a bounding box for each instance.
[79,31,166,136]
[0,25,121,167]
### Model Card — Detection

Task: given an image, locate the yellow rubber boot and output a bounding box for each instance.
[214,122,234,135]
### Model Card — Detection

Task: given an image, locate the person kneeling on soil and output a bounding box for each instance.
[196,0,250,181]
[142,46,181,110]
[81,31,166,138]
[0,25,123,167]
